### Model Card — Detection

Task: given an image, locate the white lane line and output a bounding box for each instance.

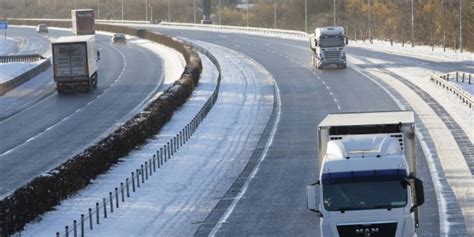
[209,64,282,237]
[0,44,127,158]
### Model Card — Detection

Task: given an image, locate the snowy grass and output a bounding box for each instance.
[0,38,18,55]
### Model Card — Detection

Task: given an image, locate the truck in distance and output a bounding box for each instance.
[71,9,95,35]
[307,111,424,237]
[52,35,98,93]
[309,26,348,69]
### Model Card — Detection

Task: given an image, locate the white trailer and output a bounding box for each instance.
[309,26,348,69]
[307,111,424,237]
[52,35,98,93]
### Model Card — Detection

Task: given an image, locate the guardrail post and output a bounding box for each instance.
[167,142,171,159]
[81,214,84,237]
[469,74,471,84]
[65,226,69,237]
[456,72,459,81]
[141,165,145,183]
[447,74,450,81]
[57,232,60,237]
[462,73,465,82]
[126,178,130,197]
[74,220,77,237]
[89,208,93,230]
[96,203,100,225]
[103,198,107,218]
[153,155,156,172]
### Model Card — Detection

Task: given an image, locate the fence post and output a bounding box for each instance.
[115,187,119,208]
[81,214,84,237]
[110,192,114,213]
[121,182,125,202]
[96,203,100,225]
[149,158,153,175]
[126,178,130,197]
[74,220,77,237]
[171,139,174,156]
[145,162,148,180]
[103,198,107,218]
[136,169,140,188]
[89,208,93,230]
[132,172,136,191]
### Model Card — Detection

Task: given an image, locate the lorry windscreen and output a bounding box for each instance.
[322,169,408,212]
[319,36,345,48]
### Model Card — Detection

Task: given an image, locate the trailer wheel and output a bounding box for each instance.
[56,83,64,94]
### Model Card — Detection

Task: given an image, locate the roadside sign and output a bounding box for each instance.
[0,20,7,30]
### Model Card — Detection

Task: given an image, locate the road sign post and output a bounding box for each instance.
[0,20,8,39]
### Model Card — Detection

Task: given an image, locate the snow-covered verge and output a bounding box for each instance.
[0,62,39,83]
[350,39,474,64]
[0,38,18,55]
[20,41,274,236]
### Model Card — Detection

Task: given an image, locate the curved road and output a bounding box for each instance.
[150,28,450,236]
[0,27,165,198]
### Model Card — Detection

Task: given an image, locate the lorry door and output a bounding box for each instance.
[69,43,88,77]
[53,44,73,78]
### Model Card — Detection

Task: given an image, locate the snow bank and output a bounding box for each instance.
[0,62,37,83]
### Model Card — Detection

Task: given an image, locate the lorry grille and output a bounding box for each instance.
[324,51,341,60]
[337,222,397,237]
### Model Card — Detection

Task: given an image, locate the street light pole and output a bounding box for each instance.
[246,1,249,27]
[168,0,171,22]
[73,0,76,9]
[460,0,463,53]
[219,0,221,25]
[304,0,307,32]
[368,0,372,43]
[333,0,336,26]
[273,0,276,29]
[121,0,124,22]
[145,0,148,22]
[97,0,100,19]
[193,0,196,24]
[411,0,415,47]
[151,5,153,24]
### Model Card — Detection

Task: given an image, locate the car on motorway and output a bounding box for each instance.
[112,33,126,44]
[36,24,48,33]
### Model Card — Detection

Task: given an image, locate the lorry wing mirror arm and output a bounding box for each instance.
[410,178,425,212]
[345,37,349,45]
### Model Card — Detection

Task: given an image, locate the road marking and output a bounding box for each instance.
[209,63,282,236]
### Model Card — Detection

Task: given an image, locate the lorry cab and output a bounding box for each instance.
[307,111,425,237]
[309,26,348,69]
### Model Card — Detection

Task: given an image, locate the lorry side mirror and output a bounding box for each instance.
[306,182,323,217]
[410,178,424,212]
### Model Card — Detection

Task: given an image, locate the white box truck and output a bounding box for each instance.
[309,26,348,69]
[307,111,424,237]
[52,35,98,93]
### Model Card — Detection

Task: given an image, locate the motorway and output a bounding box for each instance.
[149,28,474,236]
[0,27,165,198]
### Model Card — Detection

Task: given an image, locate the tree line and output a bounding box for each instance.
[1,0,473,51]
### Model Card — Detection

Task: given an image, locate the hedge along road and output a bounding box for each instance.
[149,27,441,236]
[0,27,169,198]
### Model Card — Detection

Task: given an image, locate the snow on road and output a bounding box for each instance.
[0,38,17,55]
[20,41,274,237]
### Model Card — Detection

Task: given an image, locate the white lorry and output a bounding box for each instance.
[309,26,348,69]
[307,111,424,237]
[52,35,98,93]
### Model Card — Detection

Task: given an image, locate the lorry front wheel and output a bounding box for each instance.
[92,74,98,89]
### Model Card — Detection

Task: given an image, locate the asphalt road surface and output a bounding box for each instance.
[151,28,446,236]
